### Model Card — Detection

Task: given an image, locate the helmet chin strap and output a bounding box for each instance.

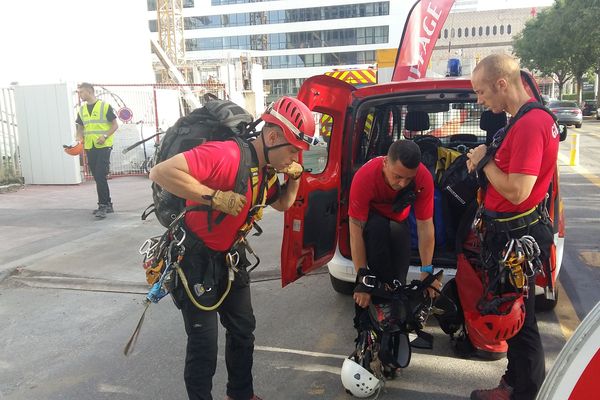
[261,130,292,165]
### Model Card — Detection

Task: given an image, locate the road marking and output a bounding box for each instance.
[556,153,597,339]
[580,251,600,268]
[255,345,347,360]
[555,281,581,340]
[558,153,600,188]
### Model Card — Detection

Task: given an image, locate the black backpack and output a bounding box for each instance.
[142,97,256,228]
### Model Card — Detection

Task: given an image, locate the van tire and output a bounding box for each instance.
[330,273,354,295]
[535,286,559,312]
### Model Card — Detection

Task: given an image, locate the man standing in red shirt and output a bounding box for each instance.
[467,54,559,400]
[149,97,318,400]
[349,140,439,313]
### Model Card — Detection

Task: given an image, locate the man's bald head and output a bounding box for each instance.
[473,54,522,88]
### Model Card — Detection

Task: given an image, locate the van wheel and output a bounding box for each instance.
[535,286,559,312]
[330,273,354,295]
[575,123,582,128]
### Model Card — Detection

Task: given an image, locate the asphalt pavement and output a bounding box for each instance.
[1,120,599,399]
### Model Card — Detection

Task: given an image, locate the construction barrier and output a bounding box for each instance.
[84,83,226,180]
[0,87,21,186]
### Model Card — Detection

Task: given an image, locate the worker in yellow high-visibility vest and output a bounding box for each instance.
[75,82,119,219]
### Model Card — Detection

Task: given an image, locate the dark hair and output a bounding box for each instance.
[387,140,421,169]
[78,82,94,91]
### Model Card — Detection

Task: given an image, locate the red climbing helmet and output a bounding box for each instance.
[261,96,318,150]
[465,294,526,345]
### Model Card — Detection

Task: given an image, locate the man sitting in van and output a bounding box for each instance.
[350,139,441,315]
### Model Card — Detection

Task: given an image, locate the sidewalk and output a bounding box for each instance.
[0,176,164,288]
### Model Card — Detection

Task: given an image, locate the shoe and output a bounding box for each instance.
[383,365,399,380]
[470,378,513,400]
[95,206,107,219]
[92,203,113,216]
[225,396,263,400]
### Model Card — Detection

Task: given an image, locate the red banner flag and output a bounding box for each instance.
[392,0,456,81]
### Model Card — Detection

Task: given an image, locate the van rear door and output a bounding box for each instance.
[280,75,355,286]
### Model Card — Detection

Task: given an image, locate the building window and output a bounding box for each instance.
[451,28,455,38]
[485,26,490,36]
[471,27,476,37]
[444,29,448,39]
[212,0,277,4]
[186,26,389,51]
[500,25,504,34]
[507,24,512,34]
[264,50,376,69]
[493,25,497,35]
[458,28,462,38]
[479,26,483,36]
[184,2,390,29]
[465,26,469,37]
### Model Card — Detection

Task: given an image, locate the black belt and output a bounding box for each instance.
[482,206,541,232]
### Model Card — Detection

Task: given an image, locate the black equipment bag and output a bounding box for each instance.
[142,97,255,227]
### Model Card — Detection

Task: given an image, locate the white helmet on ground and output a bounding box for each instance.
[341,357,383,398]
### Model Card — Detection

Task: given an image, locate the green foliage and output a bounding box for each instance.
[513,0,600,100]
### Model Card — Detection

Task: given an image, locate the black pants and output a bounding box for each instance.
[355,213,411,329]
[363,212,411,284]
[482,220,553,400]
[174,239,255,400]
[86,146,112,205]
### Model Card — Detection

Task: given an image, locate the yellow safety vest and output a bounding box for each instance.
[79,101,114,149]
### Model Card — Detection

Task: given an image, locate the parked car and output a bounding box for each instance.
[280,72,567,315]
[581,100,597,116]
[548,100,583,128]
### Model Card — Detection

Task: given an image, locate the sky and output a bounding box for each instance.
[0,0,155,87]
[0,0,557,87]
[477,0,554,10]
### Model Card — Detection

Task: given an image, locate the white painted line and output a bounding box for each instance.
[255,345,347,360]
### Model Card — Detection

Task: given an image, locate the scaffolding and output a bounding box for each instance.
[156,0,187,83]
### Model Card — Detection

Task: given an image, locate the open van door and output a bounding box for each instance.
[280,75,356,286]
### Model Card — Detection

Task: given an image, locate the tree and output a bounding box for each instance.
[513,6,571,99]
[514,0,600,101]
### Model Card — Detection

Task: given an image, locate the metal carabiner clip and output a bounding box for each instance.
[139,237,159,256]
[226,251,240,271]
[361,275,377,288]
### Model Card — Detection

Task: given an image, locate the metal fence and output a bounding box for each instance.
[0,87,22,186]
[80,83,226,180]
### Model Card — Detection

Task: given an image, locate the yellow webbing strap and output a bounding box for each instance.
[493,206,537,222]
[176,263,232,311]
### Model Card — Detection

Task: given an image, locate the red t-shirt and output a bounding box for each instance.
[183,141,276,251]
[485,102,559,212]
[349,157,434,223]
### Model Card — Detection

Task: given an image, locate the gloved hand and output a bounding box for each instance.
[280,161,304,180]
[211,190,247,216]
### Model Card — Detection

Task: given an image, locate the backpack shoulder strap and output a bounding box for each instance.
[478,101,556,189]
[213,137,254,225]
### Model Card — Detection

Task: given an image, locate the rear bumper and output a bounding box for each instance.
[327,247,457,284]
[557,115,582,125]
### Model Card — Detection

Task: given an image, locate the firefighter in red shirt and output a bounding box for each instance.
[149,97,318,400]
[349,140,440,313]
[467,54,559,400]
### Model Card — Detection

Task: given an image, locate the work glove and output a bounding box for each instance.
[211,190,246,216]
[280,161,303,180]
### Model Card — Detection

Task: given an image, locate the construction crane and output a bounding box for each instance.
[153,0,200,108]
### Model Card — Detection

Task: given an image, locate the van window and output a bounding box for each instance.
[303,112,330,174]
[354,101,487,167]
